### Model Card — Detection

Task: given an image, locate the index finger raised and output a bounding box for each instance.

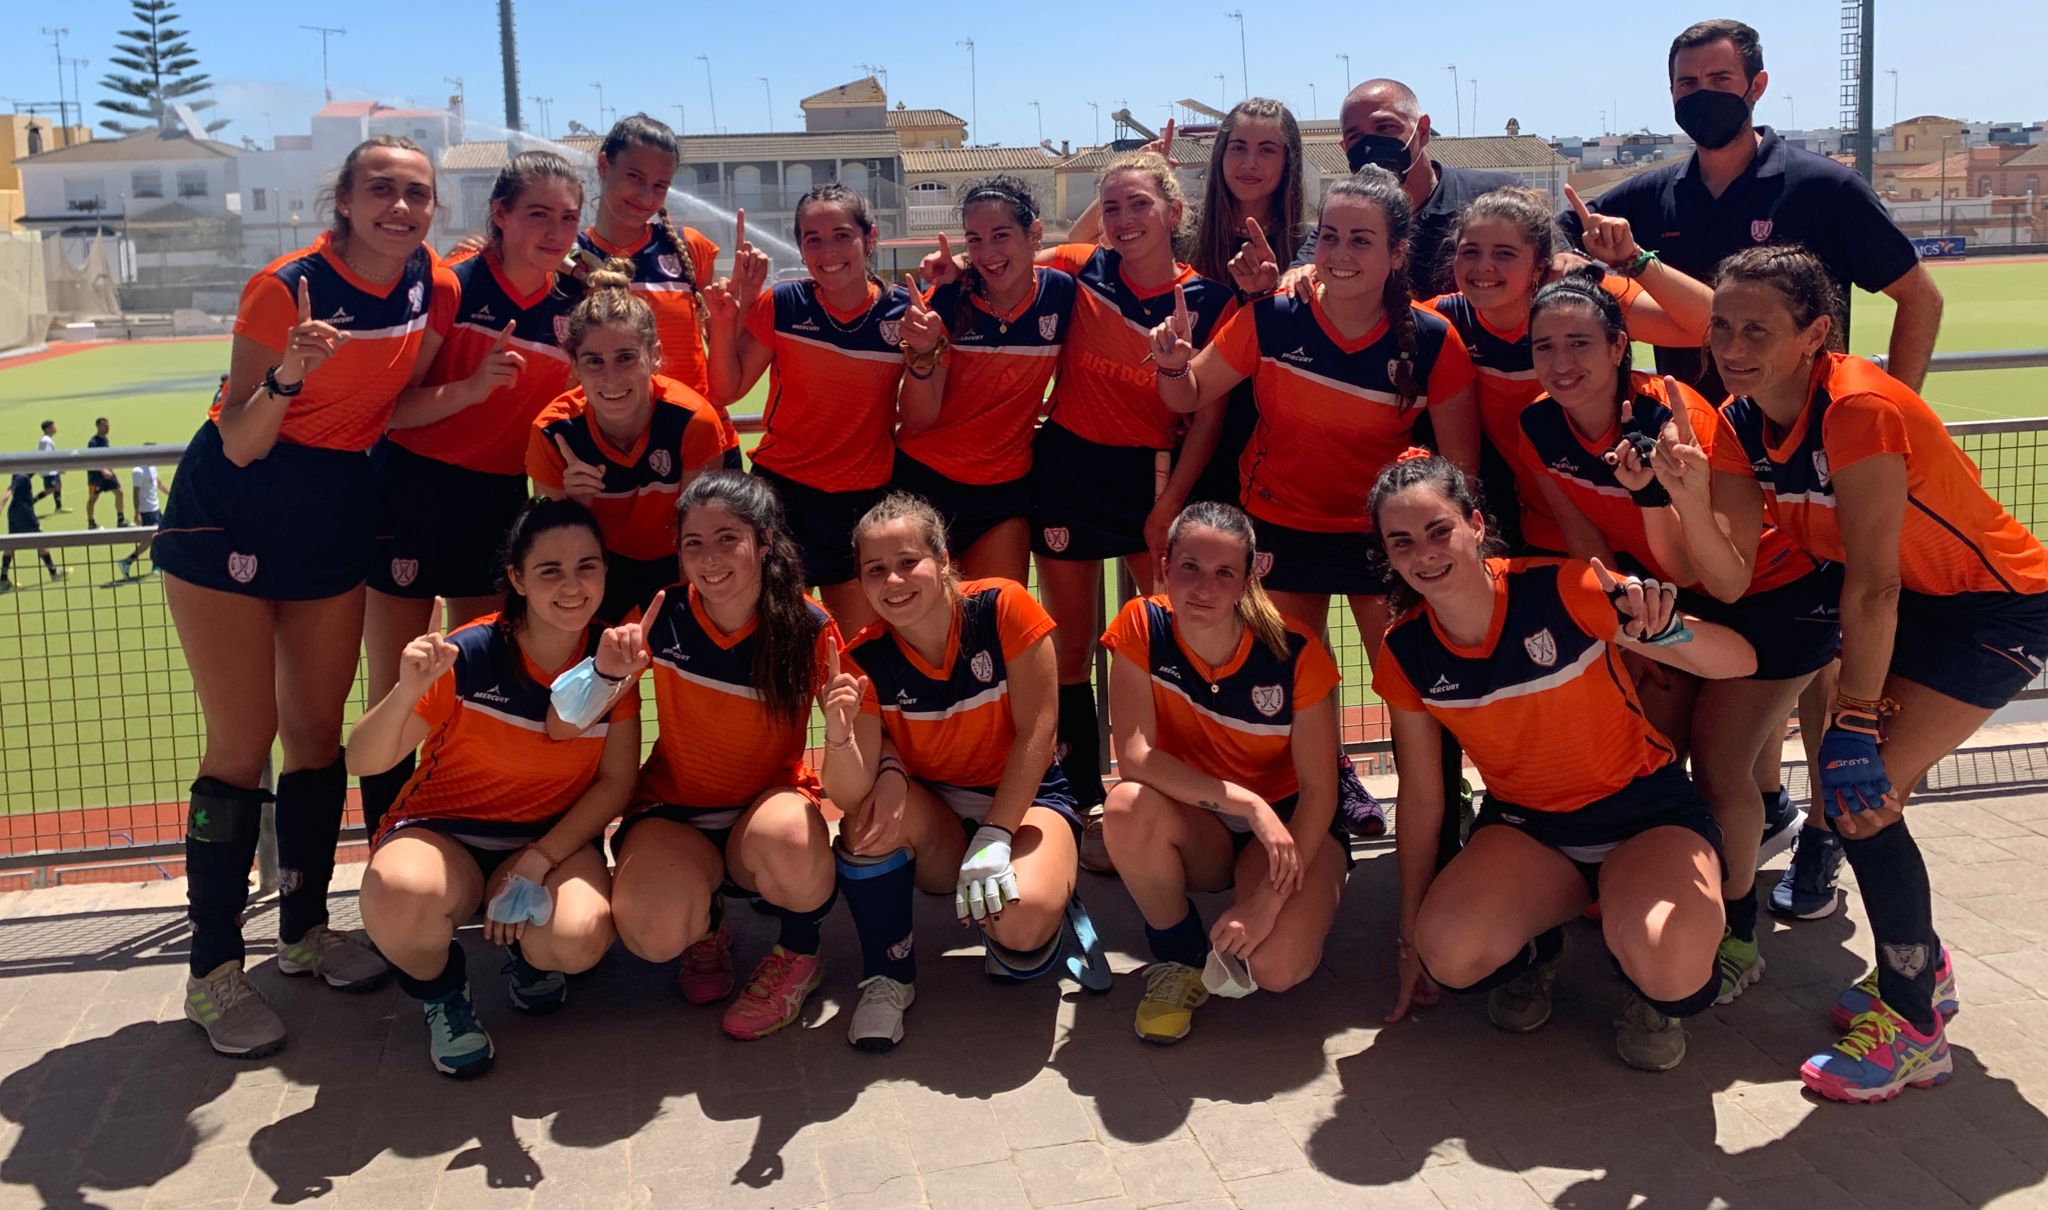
[296,276,313,323]
[734,208,746,249]
[1161,118,1174,161]
[825,632,841,679]
[643,588,666,624]
[552,432,584,467]
[1173,283,1189,325]
[1665,377,1697,441]
[1565,184,1593,223]
[491,318,515,352]
[1245,215,1272,256]
[937,231,953,261]
[1588,556,1621,593]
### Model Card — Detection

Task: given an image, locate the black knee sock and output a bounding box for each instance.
[1437,730,1468,869]
[1429,925,1564,993]
[397,940,466,1002]
[275,755,346,945]
[1838,820,1941,1031]
[1725,888,1760,943]
[837,848,916,983]
[186,778,270,976]
[1630,968,1720,1019]
[1143,901,1210,969]
[357,752,414,844]
[770,887,836,956]
[1056,682,1105,807]
[40,552,58,573]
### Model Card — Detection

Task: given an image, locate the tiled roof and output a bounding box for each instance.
[902,146,1061,173]
[439,130,903,173]
[888,108,966,129]
[14,129,235,166]
[801,77,886,108]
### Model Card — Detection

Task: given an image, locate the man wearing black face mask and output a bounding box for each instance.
[1562,19,1942,397]
[1286,78,1517,295]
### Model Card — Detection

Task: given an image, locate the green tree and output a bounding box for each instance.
[96,0,229,135]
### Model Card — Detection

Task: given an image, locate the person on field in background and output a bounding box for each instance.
[86,417,129,531]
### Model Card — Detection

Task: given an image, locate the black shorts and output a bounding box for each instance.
[87,470,121,492]
[376,815,599,882]
[609,802,743,864]
[751,465,887,588]
[137,510,161,528]
[1030,421,1166,562]
[40,473,59,490]
[1891,587,2048,709]
[1187,384,1256,510]
[1223,792,1355,867]
[1680,562,1843,681]
[1247,513,1394,597]
[891,450,1029,557]
[1476,431,1530,556]
[1474,763,1723,894]
[6,511,39,536]
[154,420,373,600]
[922,760,1085,840]
[368,440,531,599]
[601,550,678,625]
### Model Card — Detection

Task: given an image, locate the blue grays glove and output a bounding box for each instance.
[1818,708,1890,820]
[550,656,625,729]
[487,874,554,927]
[956,824,1020,922]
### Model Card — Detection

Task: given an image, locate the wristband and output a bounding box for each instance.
[263,365,304,398]
[825,732,856,751]
[1629,481,1673,508]
[1155,363,1189,381]
[1618,248,1659,279]
[593,665,626,684]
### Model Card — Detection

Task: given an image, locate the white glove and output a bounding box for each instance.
[956,824,1020,922]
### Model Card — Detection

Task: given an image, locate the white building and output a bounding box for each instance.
[235,99,463,266]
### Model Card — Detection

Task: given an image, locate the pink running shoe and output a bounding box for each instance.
[1830,947,1959,1031]
[721,945,824,1041]
[1801,999,1953,1104]
[679,921,735,1005]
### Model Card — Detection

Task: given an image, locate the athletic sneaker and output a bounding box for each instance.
[1801,1000,1952,1103]
[1078,816,1116,876]
[1758,789,1803,865]
[722,946,824,1041]
[423,982,495,1080]
[0,578,13,593]
[117,557,132,577]
[1488,940,1566,1033]
[847,975,915,1051]
[1770,827,1845,920]
[1713,933,1766,1005]
[185,960,287,1058]
[276,924,391,993]
[1134,962,1209,1044]
[679,919,735,1005]
[1337,754,1387,839]
[47,567,64,581]
[504,946,567,1015]
[1615,987,1687,1072]
[1831,947,1959,1032]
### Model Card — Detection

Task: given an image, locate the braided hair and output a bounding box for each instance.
[950,174,1041,340]
[1321,167,1422,408]
[599,115,705,353]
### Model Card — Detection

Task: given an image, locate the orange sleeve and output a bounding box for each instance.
[606,680,643,723]
[1210,307,1261,378]
[1558,562,1622,641]
[1708,409,1754,477]
[1047,243,1095,275]
[427,265,461,338]
[526,415,568,491]
[1427,319,1477,400]
[232,273,295,353]
[686,227,720,283]
[1821,391,1912,474]
[680,406,726,475]
[1601,273,1646,312]
[410,672,458,729]
[1369,637,1424,712]
[1291,630,1342,710]
[995,581,1057,660]
[742,289,776,346]
[1098,597,1151,662]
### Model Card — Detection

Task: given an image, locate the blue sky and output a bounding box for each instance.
[5,2,2043,150]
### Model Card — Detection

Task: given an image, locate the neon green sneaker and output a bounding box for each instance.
[1713,932,1765,1005]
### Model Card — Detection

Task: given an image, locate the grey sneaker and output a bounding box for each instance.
[1078,816,1116,876]
[185,960,287,1058]
[1616,987,1688,1072]
[277,924,391,993]
[847,975,915,1052]
[1488,937,1566,1033]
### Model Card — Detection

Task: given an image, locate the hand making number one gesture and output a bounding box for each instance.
[898,274,945,355]
[1649,376,1712,508]
[1566,184,1642,271]
[553,433,606,504]
[277,276,348,388]
[594,589,663,681]
[819,634,869,751]
[1147,285,1196,374]
[1227,215,1281,295]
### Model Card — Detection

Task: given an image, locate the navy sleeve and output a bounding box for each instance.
[1289,227,1316,270]
[1828,171,1919,293]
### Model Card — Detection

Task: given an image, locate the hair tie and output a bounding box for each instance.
[1396,446,1433,464]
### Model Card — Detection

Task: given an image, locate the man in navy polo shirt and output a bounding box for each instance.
[1566,19,1943,397]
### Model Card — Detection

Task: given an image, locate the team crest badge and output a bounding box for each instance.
[1042,527,1070,553]
[1523,627,1558,668]
[226,552,259,584]
[648,449,673,477]
[552,315,570,344]
[1038,313,1058,341]
[1812,449,1832,488]
[657,252,683,278]
[970,651,994,684]
[407,281,425,314]
[1882,942,1929,979]
[1751,219,1774,243]
[1252,551,1274,578]
[390,558,419,588]
[1250,684,1285,718]
[878,319,901,346]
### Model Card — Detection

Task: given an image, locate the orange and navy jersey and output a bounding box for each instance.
[743,279,912,492]
[894,268,1077,484]
[1101,595,1340,805]
[391,253,582,475]
[1217,293,1475,533]
[1711,352,2048,597]
[526,376,727,560]
[380,615,636,839]
[846,578,1056,789]
[1372,558,1674,810]
[635,587,840,810]
[1042,243,1236,450]
[1426,291,1562,549]
[221,235,450,452]
[578,222,732,440]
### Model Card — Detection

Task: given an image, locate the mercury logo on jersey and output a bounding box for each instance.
[326,306,355,325]
[473,684,513,705]
[1430,673,1459,694]
[472,305,497,324]
[1279,347,1314,364]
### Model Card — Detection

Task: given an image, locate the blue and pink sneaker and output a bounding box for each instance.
[1830,947,1959,1032]
[1801,1000,1953,1104]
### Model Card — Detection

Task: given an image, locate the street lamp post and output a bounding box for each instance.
[1087,100,1099,146]
[591,81,606,131]
[1445,64,1461,135]
[1940,134,1952,236]
[1785,95,1795,131]
[697,55,718,134]
[1336,53,1350,92]
[1224,11,1247,97]
[1215,74,1226,110]
[39,27,68,145]
[673,103,686,139]
[1028,100,1042,145]
[1470,79,1478,134]
[1886,69,1899,129]
[300,26,346,103]
[1307,82,1317,121]
[957,38,977,144]
[759,78,774,132]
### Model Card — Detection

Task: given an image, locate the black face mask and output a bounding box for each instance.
[1674,87,1753,151]
[1347,131,1414,178]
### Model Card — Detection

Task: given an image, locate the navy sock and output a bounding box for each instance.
[1056,682,1105,807]
[1431,925,1564,994]
[397,940,466,1002]
[837,848,916,983]
[1838,819,1941,1031]
[1144,901,1210,969]
[1725,888,1760,943]
[1630,968,1720,1019]
[357,752,414,844]
[185,778,269,976]
[770,887,836,956]
[275,755,346,945]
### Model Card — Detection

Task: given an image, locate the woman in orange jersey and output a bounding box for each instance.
[1371,452,1756,1071]
[358,150,587,837]
[526,260,729,622]
[1428,186,1711,554]
[578,113,737,450]
[1521,269,1841,1009]
[350,498,637,1079]
[1668,246,2048,1102]
[704,183,913,632]
[820,494,1081,1051]
[1099,502,1345,1044]
[155,136,447,1058]
[895,175,1075,584]
[604,473,839,1042]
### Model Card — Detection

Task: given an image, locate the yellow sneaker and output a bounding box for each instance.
[1134,961,1209,1044]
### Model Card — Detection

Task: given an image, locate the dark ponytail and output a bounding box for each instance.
[496,497,606,638]
[674,472,822,727]
[1321,168,1421,408]
[1530,265,1633,411]
[951,175,1042,340]
[1366,451,1503,616]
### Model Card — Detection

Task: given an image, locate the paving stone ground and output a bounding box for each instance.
[1,790,2045,1208]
